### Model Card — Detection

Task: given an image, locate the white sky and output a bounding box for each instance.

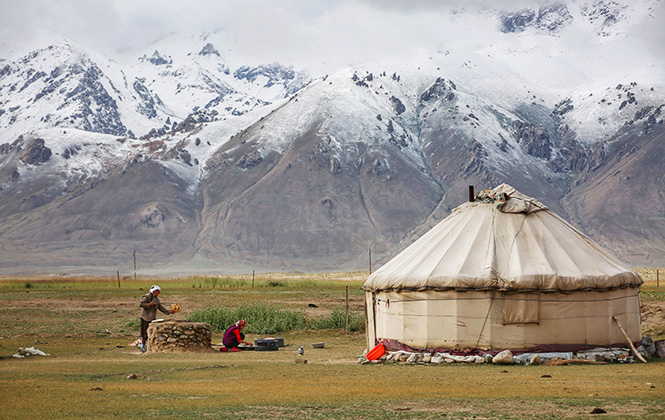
[0,0,664,76]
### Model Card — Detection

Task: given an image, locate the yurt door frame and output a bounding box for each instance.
[365,291,377,349]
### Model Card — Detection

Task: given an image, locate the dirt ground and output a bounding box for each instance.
[642,301,665,338]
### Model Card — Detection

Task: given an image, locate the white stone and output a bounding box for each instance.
[493,350,515,365]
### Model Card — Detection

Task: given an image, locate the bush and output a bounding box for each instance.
[267,281,285,287]
[312,308,365,332]
[188,304,307,334]
[196,277,247,288]
[189,304,365,334]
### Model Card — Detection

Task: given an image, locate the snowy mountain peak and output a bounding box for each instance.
[233,63,309,97]
[500,3,573,34]
[139,50,173,66]
[199,43,220,57]
[577,0,658,37]
[0,42,138,141]
[0,36,312,144]
[497,0,660,37]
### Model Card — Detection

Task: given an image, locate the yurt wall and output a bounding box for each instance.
[366,288,641,351]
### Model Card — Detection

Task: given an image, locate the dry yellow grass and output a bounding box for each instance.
[1,272,664,419]
[2,333,664,419]
[635,267,665,285]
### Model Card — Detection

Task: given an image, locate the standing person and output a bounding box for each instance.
[138,285,172,352]
[221,319,251,352]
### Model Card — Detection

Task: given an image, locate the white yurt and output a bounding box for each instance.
[363,184,643,352]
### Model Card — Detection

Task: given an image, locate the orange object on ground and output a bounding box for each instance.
[366,343,385,361]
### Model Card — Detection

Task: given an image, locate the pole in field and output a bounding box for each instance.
[133,250,137,281]
[117,270,120,288]
[345,285,349,335]
[252,270,255,287]
[369,248,372,275]
[657,269,660,288]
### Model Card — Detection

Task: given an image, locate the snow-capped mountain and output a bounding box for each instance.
[0,0,663,274]
[0,35,311,143]
[499,0,662,37]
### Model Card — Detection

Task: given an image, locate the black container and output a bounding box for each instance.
[263,337,285,347]
[254,338,279,351]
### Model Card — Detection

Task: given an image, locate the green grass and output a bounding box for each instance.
[641,288,665,302]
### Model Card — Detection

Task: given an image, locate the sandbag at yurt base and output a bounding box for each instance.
[363,184,643,355]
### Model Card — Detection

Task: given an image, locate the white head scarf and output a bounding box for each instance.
[149,285,161,294]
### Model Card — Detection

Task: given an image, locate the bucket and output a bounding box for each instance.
[366,343,385,361]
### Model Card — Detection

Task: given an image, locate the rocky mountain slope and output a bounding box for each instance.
[0,1,663,274]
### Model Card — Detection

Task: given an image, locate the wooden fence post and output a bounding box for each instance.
[117,270,120,288]
[345,285,349,335]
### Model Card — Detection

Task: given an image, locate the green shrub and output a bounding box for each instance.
[188,303,307,334]
[192,277,248,288]
[216,278,248,287]
[189,304,365,334]
[312,308,365,332]
[24,282,33,289]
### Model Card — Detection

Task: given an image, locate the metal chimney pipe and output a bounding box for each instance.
[469,185,475,202]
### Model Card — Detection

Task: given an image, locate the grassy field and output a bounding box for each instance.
[1,271,664,419]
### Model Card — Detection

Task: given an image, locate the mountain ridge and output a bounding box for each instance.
[0,0,664,274]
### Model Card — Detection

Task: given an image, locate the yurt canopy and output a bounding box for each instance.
[364,184,642,294]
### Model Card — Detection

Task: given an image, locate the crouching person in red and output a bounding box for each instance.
[221,319,251,352]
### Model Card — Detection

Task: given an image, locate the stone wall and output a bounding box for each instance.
[147,320,212,353]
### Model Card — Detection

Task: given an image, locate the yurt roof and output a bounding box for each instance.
[363,184,643,293]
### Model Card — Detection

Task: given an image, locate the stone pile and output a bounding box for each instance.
[147,320,212,353]
[359,347,641,365]
[359,351,488,365]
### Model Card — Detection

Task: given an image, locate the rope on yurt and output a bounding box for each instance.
[374,292,639,304]
[475,290,495,349]
[476,206,499,349]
